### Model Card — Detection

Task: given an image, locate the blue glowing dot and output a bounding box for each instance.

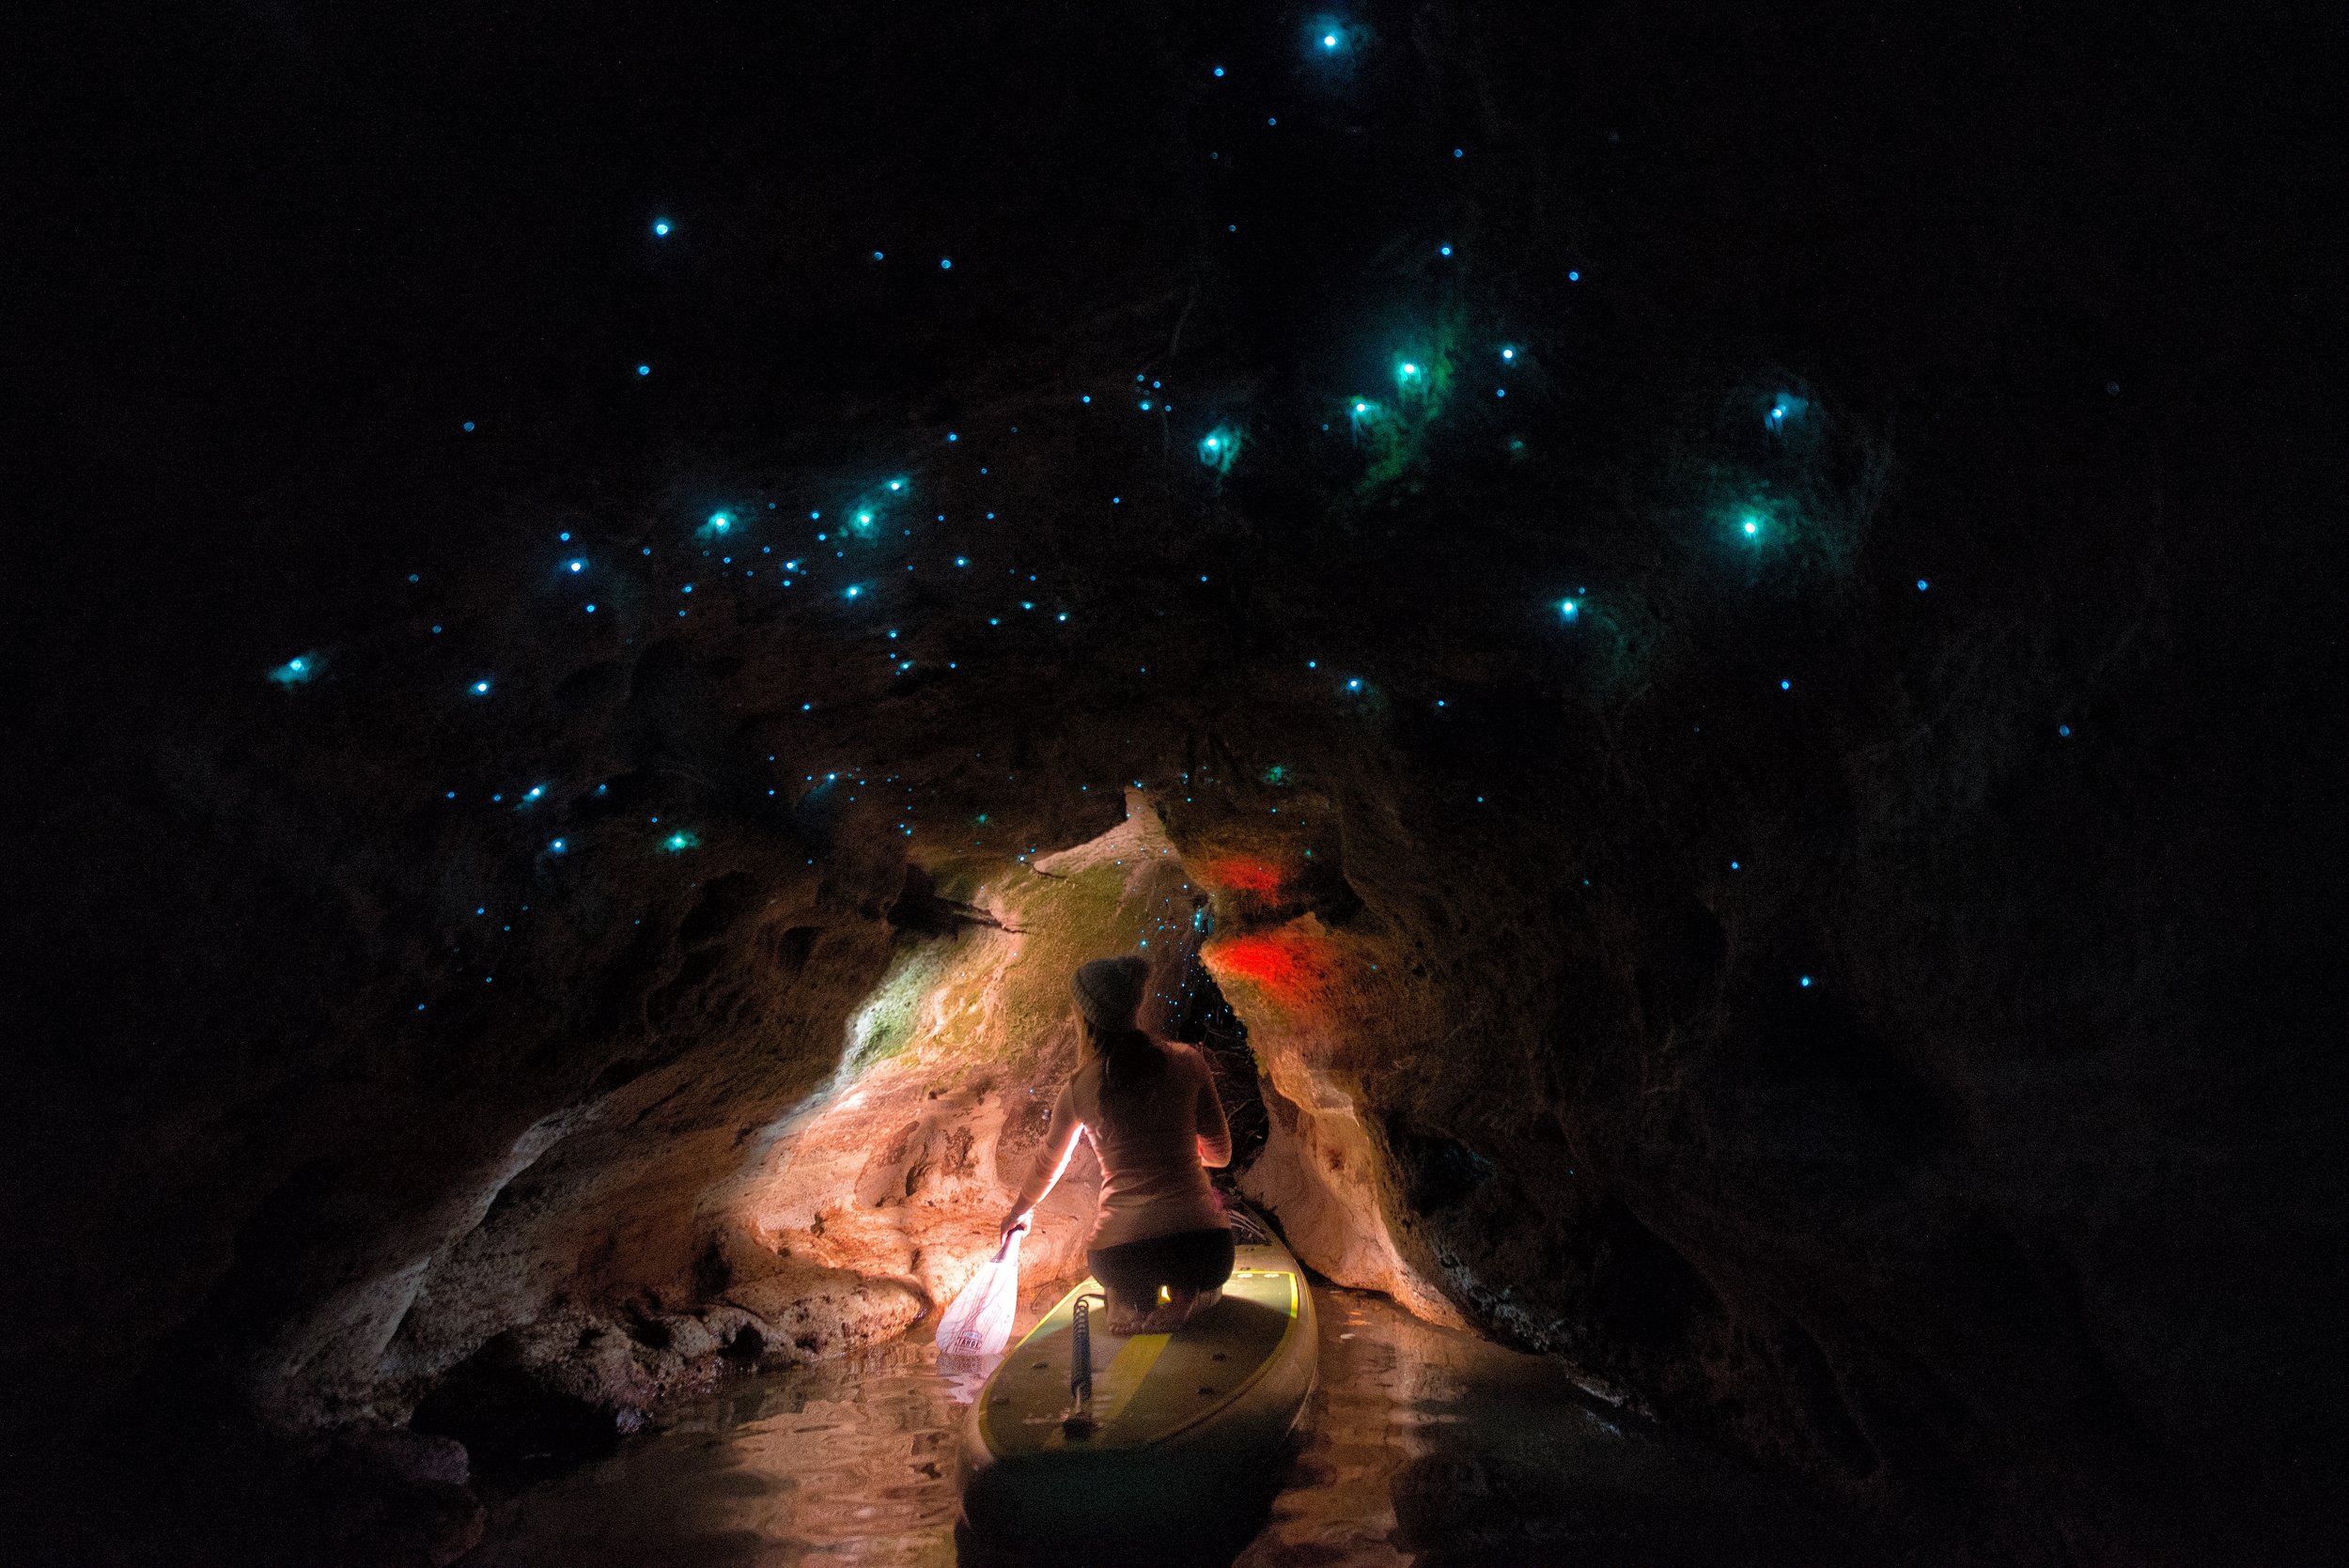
[872,250,884,261]
[1353,400,1370,413]
[558,531,570,542]
[1800,975,1813,988]
[636,364,650,376]
[446,791,457,800]
[939,256,952,270]
[471,680,491,695]
[709,512,731,531]
[888,479,904,491]
[1347,677,1362,691]
[1918,579,1931,591]
[1323,32,1339,47]
[1057,612,1068,622]
[1454,147,1465,158]
[584,603,596,613]
[1439,244,1453,257]
[1567,270,1580,281]
[1730,861,1740,870]
[946,431,957,442]
[1780,679,1792,691]
[1501,347,1516,361]
[567,558,583,572]
[550,838,567,854]
[1399,362,1419,377]
[1081,395,1092,404]
[955,555,969,567]
[1743,517,1760,536]
[653,220,670,236]
[431,624,443,633]
[681,583,693,594]
[462,421,474,432]
[2059,723,2072,737]
[1496,387,1506,397]
[1559,598,1578,620]
[1213,65,1225,76]
[846,585,862,598]
[1268,116,1278,126]
[523,785,545,801]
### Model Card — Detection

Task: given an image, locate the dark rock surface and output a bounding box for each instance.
[8,4,2341,1564]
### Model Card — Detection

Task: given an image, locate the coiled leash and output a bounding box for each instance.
[1062,1292,1107,1438]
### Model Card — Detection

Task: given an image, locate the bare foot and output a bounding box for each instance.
[1102,1289,1156,1335]
[1139,1286,1200,1334]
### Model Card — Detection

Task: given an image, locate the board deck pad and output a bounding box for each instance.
[978,1262,1301,1458]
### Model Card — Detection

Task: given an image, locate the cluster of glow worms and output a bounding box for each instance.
[275,23,2071,1013]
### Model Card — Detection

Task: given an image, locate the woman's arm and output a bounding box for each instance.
[1193,1050,1234,1170]
[1002,1080,1084,1236]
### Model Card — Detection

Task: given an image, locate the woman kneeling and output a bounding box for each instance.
[1001,955,1235,1335]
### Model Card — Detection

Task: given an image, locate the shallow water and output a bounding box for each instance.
[464,1286,1866,1568]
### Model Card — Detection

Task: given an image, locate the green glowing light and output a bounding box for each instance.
[1260,764,1292,786]
[268,655,318,687]
[1197,424,1243,474]
[660,831,701,853]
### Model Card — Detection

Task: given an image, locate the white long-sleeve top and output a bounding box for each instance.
[1014,1039,1233,1249]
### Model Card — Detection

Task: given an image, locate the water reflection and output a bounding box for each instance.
[466,1287,1866,1567]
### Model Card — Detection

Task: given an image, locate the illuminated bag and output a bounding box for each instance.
[937,1221,1025,1358]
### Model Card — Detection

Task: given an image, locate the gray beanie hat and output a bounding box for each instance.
[1072,955,1149,1032]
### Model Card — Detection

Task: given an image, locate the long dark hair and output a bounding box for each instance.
[1081,1017,1166,1132]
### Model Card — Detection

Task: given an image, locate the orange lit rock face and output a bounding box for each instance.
[1205,918,1467,1329]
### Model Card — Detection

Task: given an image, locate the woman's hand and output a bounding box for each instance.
[998,1208,1031,1245]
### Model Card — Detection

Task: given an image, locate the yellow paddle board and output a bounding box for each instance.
[959,1212,1317,1551]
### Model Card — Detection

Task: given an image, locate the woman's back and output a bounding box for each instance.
[1065,1039,1231,1248]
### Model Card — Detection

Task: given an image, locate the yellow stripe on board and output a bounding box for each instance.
[1097,1331,1174,1421]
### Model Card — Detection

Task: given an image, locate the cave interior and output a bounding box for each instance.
[7,3,2342,1565]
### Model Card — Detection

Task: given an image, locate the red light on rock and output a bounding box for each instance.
[1207,931,1325,1001]
[1197,857,1285,898]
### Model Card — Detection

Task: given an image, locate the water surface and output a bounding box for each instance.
[466,1286,1867,1567]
